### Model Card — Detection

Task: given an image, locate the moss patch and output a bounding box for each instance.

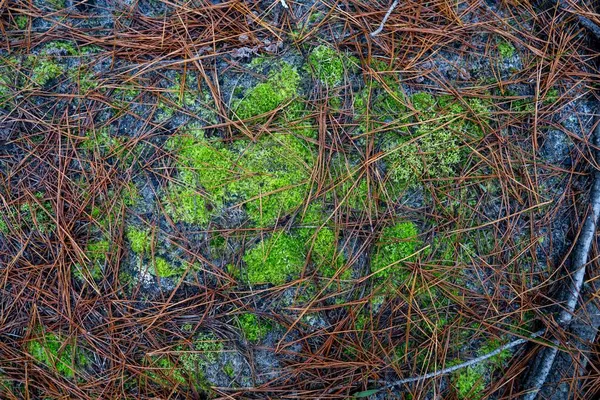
[497,40,516,59]
[28,332,85,379]
[371,222,420,286]
[234,62,300,120]
[243,231,305,285]
[127,226,152,255]
[307,45,345,87]
[163,129,233,226]
[237,313,271,342]
[229,133,313,227]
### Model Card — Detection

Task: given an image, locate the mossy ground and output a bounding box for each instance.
[0,2,576,398]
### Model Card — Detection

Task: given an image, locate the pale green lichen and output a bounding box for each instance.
[382,93,489,193]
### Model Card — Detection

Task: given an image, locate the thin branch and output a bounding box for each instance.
[356,329,546,396]
[370,0,399,37]
[384,330,546,388]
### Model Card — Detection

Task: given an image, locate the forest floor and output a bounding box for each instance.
[1,0,600,399]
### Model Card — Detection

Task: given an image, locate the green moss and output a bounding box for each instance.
[127,226,152,255]
[336,168,370,210]
[223,362,235,378]
[28,332,84,378]
[152,257,179,278]
[307,45,344,87]
[304,227,348,279]
[478,338,511,367]
[69,67,99,93]
[29,57,63,86]
[18,193,56,234]
[371,222,420,286]
[74,239,109,281]
[243,231,305,285]
[47,0,66,8]
[147,334,221,393]
[454,365,485,399]
[146,355,186,388]
[15,15,28,30]
[178,333,223,376]
[237,313,271,342]
[411,92,436,114]
[164,186,210,226]
[163,129,233,226]
[234,62,300,120]
[229,134,312,226]
[383,93,488,193]
[544,88,559,105]
[497,40,515,59]
[449,337,511,399]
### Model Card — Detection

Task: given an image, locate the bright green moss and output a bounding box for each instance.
[80,239,109,280]
[454,366,485,399]
[371,222,420,285]
[307,45,344,87]
[152,257,179,278]
[167,130,233,199]
[15,15,28,30]
[126,226,151,255]
[229,134,312,227]
[544,88,559,105]
[411,92,436,114]
[234,62,300,120]
[163,129,233,226]
[243,232,305,285]
[148,335,221,393]
[237,313,271,342]
[47,0,66,8]
[478,338,511,367]
[146,355,187,387]
[497,40,515,59]
[0,73,11,107]
[223,362,235,378]
[30,57,63,86]
[28,333,84,378]
[306,227,348,279]
[69,67,99,93]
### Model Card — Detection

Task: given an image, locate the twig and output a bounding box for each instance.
[524,115,600,399]
[356,329,546,396]
[280,0,289,9]
[370,0,399,37]
[384,329,546,388]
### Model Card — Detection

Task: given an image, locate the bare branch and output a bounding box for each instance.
[370,0,399,37]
